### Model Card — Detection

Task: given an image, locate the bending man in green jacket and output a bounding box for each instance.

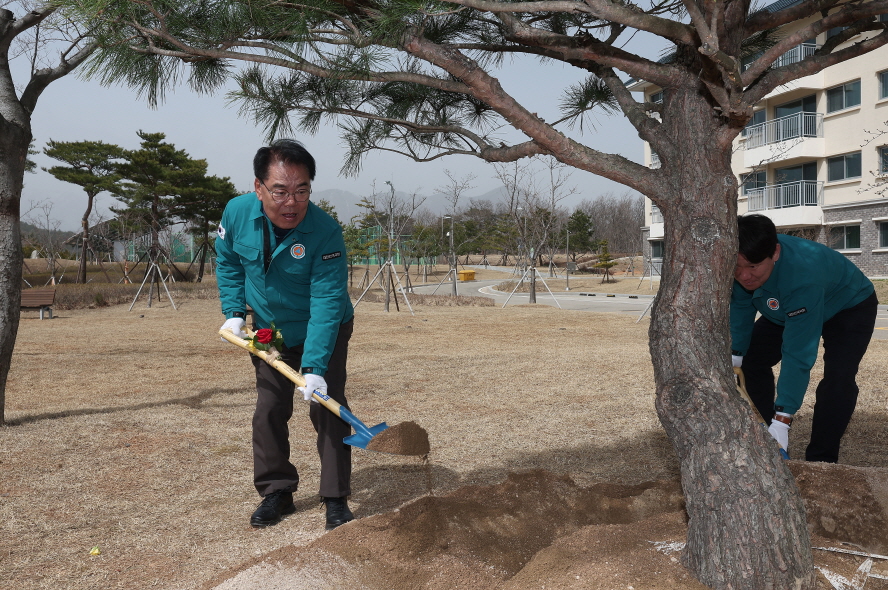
[216,139,355,530]
[731,214,877,463]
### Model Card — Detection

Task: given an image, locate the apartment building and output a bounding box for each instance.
[631,5,888,276]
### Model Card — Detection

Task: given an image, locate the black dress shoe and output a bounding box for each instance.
[322,496,354,530]
[250,489,296,527]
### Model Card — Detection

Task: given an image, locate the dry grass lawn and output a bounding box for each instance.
[2,286,888,589]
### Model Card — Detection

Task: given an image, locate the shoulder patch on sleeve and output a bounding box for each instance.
[321,251,342,261]
[787,307,807,318]
[217,224,226,240]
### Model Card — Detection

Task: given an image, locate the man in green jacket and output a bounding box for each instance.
[731,214,877,463]
[216,139,355,530]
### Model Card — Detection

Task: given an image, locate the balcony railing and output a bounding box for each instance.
[746,180,823,211]
[742,42,819,72]
[744,112,823,149]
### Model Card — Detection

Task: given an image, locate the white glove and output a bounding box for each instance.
[220,317,246,340]
[768,414,792,450]
[732,355,743,368]
[298,373,327,403]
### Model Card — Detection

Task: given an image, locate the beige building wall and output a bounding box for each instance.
[633,11,888,275]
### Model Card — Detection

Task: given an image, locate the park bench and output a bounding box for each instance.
[21,288,56,320]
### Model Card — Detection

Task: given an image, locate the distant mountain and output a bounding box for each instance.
[19,221,76,243]
[312,189,364,222]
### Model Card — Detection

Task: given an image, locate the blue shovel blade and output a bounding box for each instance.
[343,422,389,449]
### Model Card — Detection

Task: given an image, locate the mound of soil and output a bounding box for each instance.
[209,462,888,589]
[366,421,430,456]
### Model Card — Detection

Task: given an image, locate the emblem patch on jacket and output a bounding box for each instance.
[291,243,306,259]
[322,251,342,261]
[767,298,779,310]
[787,307,807,318]
[217,224,226,240]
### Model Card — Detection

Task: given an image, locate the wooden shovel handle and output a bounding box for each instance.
[218,328,344,418]
[733,366,766,427]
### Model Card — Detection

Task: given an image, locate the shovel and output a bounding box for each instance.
[734,367,790,460]
[220,327,388,449]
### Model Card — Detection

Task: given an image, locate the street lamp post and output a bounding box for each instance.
[565,229,570,291]
[443,215,457,296]
[516,206,528,274]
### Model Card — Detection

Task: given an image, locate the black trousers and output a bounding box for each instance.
[251,319,354,498]
[743,291,877,463]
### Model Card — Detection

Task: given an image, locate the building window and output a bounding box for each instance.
[650,203,663,223]
[741,170,767,194]
[880,222,888,248]
[650,91,663,104]
[650,240,664,259]
[880,146,888,175]
[826,80,861,112]
[880,70,888,100]
[830,225,860,250]
[827,152,862,181]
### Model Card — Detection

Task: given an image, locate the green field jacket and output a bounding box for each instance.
[216,193,354,375]
[730,234,873,414]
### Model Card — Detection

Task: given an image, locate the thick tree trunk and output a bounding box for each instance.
[78,195,95,284]
[0,121,28,425]
[649,89,815,589]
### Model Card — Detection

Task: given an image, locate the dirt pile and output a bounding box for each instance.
[212,470,689,589]
[212,463,888,590]
[366,421,430,456]
[790,461,888,555]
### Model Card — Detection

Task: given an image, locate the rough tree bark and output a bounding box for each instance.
[649,86,814,589]
[0,8,30,425]
[0,6,96,423]
[78,194,95,283]
[0,115,28,427]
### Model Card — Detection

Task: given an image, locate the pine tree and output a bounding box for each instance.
[594,239,618,283]
[43,140,125,283]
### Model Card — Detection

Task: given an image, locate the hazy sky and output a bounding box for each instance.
[20,34,664,231]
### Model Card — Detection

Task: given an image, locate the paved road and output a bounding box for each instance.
[409,272,888,341]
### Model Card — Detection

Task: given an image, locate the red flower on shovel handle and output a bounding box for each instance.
[246,322,285,352]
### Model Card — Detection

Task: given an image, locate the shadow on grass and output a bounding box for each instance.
[3,387,249,426]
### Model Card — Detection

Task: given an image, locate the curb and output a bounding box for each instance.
[576,292,655,300]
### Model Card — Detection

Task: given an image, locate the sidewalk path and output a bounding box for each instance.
[408,265,888,340]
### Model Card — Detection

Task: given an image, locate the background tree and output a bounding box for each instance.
[567,209,597,262]
[403,218,443,281]
[579,192,645,255]
[111,131,213,276]
[20,200,74,284]
[42,139,124,283]
[172,174,238,282]
[315,198,340,223]
[354,183,425,309]
[0,4,97,423]
[25,140,39,173]
[461,200,499,265]
[70,0,888,586]
[342,219,371,287]
[594,239,618,283]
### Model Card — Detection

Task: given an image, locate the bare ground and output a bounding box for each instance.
[3,283,888,589]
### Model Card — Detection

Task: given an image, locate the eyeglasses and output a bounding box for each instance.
[260,179,312,203]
